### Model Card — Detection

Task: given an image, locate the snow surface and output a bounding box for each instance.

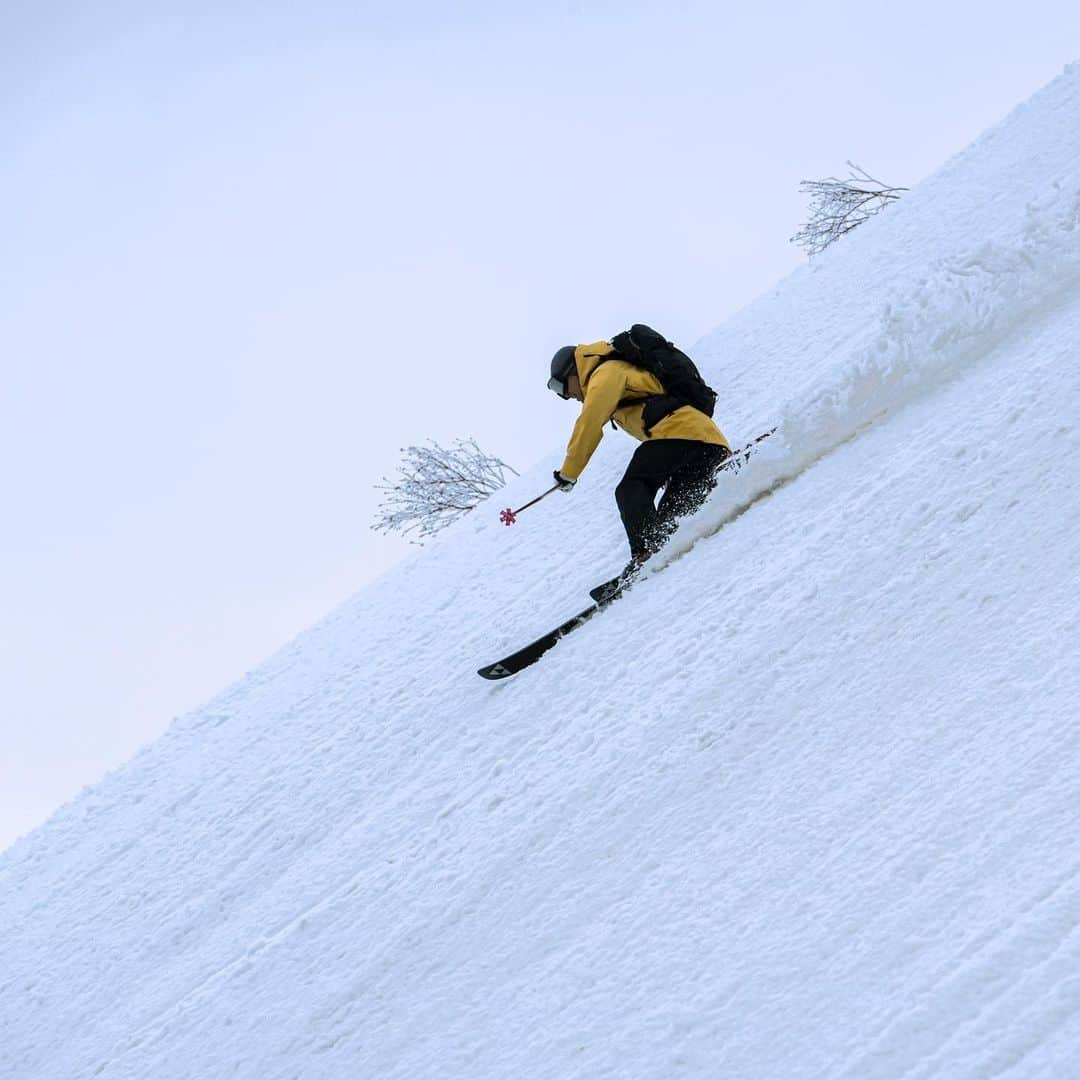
[3,63,1080,1080]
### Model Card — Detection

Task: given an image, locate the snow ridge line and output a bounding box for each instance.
[786,183,1080,457]
[661,182,1080,562]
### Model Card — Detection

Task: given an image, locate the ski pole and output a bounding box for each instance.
[500,483,560,526]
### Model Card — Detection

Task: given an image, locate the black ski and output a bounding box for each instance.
[476,428,778,680]
[477,602,603,680]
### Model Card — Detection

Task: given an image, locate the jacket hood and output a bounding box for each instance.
[573,341,616,388]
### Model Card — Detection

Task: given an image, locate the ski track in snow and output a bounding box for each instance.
[2,61,1080,1080]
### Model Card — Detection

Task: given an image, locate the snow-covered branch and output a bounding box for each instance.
[791,162,908,256]
[372,437,518,543]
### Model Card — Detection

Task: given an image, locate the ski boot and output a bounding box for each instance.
[589,554,648,604]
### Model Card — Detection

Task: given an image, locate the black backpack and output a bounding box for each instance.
[608,324,718,434]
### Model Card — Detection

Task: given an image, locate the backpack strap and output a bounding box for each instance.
[612,393,684,436]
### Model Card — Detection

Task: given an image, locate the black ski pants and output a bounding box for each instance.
[615,439,731,557]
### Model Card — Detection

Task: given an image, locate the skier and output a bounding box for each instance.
[548,336,731,599]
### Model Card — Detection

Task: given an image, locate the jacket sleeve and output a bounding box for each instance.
[559,365,627,479]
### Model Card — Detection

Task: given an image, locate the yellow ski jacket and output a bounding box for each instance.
[559,342,729,480]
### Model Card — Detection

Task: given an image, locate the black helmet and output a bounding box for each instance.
[548,345,577,398]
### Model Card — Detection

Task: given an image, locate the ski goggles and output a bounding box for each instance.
[547,374,571,399]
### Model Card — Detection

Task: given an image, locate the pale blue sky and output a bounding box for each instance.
[2,1,1076,850]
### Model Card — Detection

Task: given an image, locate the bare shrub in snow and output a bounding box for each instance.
[372,438,518,542]
[792,162,907,256]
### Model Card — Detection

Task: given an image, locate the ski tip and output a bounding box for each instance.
[477,662,515,680]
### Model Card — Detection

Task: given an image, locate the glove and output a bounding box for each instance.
[553,470,576,492]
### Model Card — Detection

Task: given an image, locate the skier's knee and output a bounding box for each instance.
[614,475,637,514]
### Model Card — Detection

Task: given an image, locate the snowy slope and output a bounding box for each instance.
[3,63,1080,1080]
